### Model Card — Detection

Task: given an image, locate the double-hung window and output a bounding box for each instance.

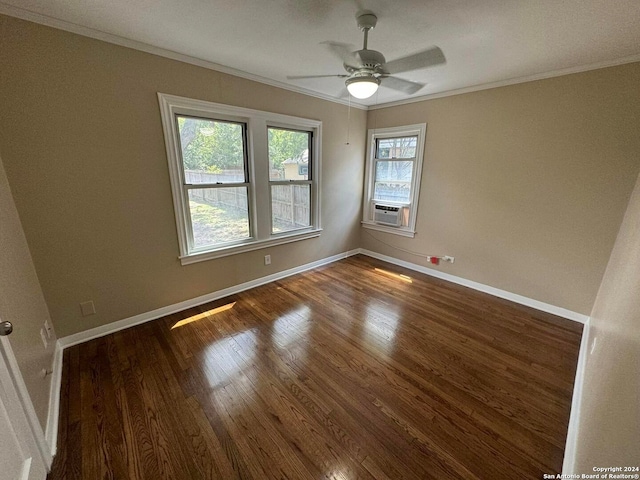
[177,116,251,251]
[268,127,313,233]
[362,124,426,237]
[158,94,322,264]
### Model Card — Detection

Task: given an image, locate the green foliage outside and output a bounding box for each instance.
[178,117,309,174]
[178,117,243,172]
[267,128,309,172]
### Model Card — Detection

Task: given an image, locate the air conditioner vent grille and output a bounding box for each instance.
[373,203,403,227]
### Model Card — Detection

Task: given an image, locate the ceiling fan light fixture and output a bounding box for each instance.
[345,76,380,99]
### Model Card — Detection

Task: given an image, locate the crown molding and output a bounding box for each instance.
[369,54,640,110]
[2,3,639,112]
[0,3,368,110]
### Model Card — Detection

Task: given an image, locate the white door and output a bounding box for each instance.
[0,323,48,480]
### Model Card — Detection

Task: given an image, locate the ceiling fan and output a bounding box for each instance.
[287,12,446,100]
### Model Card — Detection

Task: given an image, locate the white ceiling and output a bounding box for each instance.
[2,0,640,107]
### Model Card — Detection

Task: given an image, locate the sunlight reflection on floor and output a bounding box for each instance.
[203,328,258,390]
[171,302,236,329]
[374,267,413,283]
[364,299,400,354]
[271,305,312,349]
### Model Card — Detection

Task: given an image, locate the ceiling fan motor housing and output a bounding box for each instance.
[354,49,386,71]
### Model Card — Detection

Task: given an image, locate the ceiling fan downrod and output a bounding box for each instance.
[357,13,378,51]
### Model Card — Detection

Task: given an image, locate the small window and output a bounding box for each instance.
[362,124,427,237]
[268,127,312,234]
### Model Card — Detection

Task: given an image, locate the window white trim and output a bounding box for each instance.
[361,123,426,236]
[158,93,322,264]
[179,229,323,265]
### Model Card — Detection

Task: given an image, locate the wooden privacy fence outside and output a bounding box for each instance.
[271,184,310,230]
[185,170,310,228]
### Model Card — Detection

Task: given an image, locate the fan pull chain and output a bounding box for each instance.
[373,88,380,133]
[346,94,351,145]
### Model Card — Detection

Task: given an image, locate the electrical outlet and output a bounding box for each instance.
[264,255,271,265]
[43,319,53,339]
[442,256,455,264]
[40,327,48,349]
[80,300,96,316]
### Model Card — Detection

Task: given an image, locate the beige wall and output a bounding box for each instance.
[0,153,56,429]
[363,63,640,314]
[2,11,639,341]
[1,12,639,460]
[0,15,367,338]
[573,171,640,470]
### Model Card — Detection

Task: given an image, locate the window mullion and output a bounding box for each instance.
[269,180,312,186]
[374,157,417,162]
[184,183,250,189]
[250,118,271,240]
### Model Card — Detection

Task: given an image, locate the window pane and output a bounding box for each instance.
[268,128,311,181]
[188,187,250,248]
[375,161,413,182]
[376,136,417,159]
[177,116,246,184]
[271,184,310,233]
[374,160,413,203]
[374,183,412,203]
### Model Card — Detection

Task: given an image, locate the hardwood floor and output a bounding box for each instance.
[48,255,583,479]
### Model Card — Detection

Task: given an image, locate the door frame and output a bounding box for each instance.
[0,336,52,475]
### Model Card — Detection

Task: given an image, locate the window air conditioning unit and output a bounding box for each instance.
[373,203,403,227]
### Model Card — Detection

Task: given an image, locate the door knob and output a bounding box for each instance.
[0,321,13,336]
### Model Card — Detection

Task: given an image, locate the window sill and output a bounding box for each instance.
[179,229,322,265]
[361,221,416,238]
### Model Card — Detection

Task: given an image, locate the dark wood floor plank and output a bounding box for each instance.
[117,364,161,480]
[49,254,582,479]
[78,342,106,479]
[125,354,180,479]
[184,395,241,480]
[209,384,281,480]
[195,388,258,480]
[225,323,378,480]
[129,331,205,479]
[92,340,130,480]
[280,261,575,448]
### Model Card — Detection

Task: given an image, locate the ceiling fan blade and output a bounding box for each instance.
[381,76,426,95]
[321,41,359,69]
[287,74,349,79]
[382,46,446,74]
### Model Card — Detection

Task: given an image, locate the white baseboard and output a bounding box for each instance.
[358,248,589,324]
[357,248,591,472]
[45,342,63,456]
[58,248,360,349]
[49,246,589,468]
[46,248,360,460]
[562,318,591,474]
